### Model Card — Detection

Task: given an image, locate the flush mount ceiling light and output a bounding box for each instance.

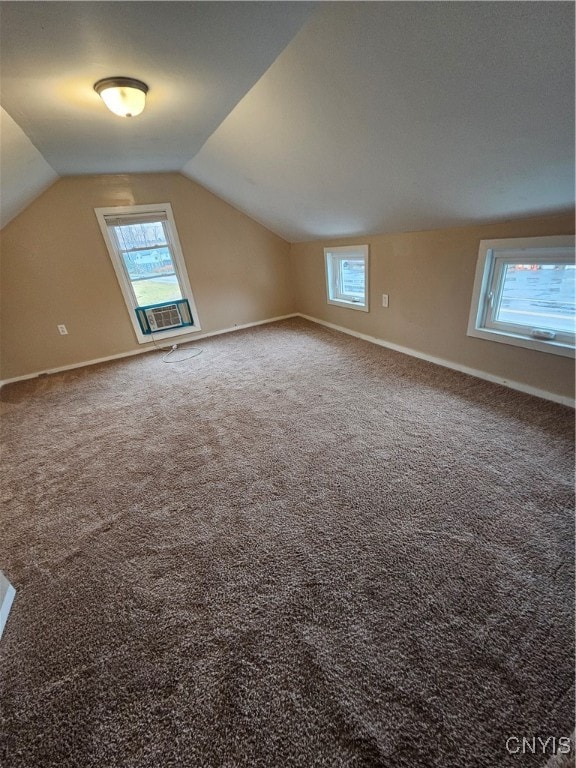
[94,77,149,118]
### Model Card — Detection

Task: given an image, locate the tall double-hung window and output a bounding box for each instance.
[468,236,575,357]
[96,203,201,343]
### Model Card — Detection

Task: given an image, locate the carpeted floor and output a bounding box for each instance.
[0,318,574,767]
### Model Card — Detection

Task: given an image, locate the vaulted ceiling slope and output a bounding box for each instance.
[183,2,575,241]
[1,2,574,239]
[0,1,315,227]
[0,108,59,229]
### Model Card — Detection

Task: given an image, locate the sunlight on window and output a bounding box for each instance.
[497,264,575,334]
[339,259,366,300]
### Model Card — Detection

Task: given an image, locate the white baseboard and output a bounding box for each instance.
[0,313,299,387]
[296,313,575,408]
[2,311,573,407]
[0,572,16,640]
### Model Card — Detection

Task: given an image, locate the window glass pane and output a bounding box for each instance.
[120,244,183,306]
[132,276,182,306]
[97,203,202,341]
[496,263,576,334]
[121,247,175,280]
[113,221,167,250]
[339,258,365,299]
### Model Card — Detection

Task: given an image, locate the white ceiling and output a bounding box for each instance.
[0,2,314,174]
[1,2,574,239]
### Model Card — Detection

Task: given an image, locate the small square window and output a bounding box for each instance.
[468,236,575,358]
[325,245,369,312]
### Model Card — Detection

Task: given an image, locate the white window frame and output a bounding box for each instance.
[467,236,575,358]
[95,203,201,344]
[324,245,369,312]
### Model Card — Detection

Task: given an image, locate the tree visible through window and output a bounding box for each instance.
[95,203,201,344]
[112,219,183,306]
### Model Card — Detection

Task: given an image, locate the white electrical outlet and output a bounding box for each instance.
[382,294,389,308]
[57,324,68,335]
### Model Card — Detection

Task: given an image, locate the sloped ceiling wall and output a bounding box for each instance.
[0,108,59,228]
[1,2,574,238]
[0,1,315,229]
[0,2,315,175]
[182,2,575,241]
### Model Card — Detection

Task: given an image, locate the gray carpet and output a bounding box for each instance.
[0,318,574,767]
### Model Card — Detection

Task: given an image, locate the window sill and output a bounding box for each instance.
[327,297,369,312]
[467,326,575,358]
[137,323,202,345]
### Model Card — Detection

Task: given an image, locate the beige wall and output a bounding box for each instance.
[0,173,294,380]
[1,176,574,400]
[291,213,575,400]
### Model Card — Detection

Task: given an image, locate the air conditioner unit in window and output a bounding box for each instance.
[146,303,182,331]
[135,299,194,335]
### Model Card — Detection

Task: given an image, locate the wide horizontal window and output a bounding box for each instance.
[468,237,575,357]
[325,245,369,312]
[95,203,201,344]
